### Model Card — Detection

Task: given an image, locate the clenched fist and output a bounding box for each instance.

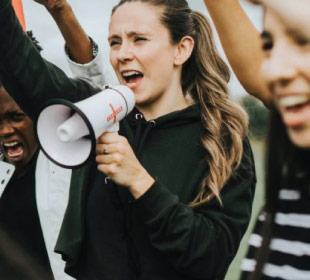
[33,0,68,13]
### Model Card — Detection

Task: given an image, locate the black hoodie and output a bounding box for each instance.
[56,105,256,280]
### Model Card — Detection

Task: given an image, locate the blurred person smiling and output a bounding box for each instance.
[204,0,310,279]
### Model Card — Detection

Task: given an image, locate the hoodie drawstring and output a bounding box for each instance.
[133,113,156,159]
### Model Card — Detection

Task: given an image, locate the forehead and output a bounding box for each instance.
[0,87,22,112]
[109,2,165,36]
[263,9,304,41]
[263,9,285,35]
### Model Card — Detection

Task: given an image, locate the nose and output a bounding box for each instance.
[117,41,134,62]
[0,121,15,137]
[261,42,299,88]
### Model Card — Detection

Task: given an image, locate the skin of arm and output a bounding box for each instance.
[203,0,271,106]
[249,0,310,38]
[34,0,93,64]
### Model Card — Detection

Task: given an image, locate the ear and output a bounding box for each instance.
[173,36,195,66]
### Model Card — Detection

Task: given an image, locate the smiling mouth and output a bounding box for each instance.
[2,140,24,158]
[278,95,310,111]
[277,94,310,127]
[122,70,144,86]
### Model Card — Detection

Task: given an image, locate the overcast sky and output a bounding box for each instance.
[22,0,263,99]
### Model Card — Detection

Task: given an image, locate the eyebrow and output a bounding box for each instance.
[7,110,23,116]
[108,34,119,42]
[286,27,308,40]
[108,31,149,42]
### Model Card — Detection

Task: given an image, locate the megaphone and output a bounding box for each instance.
[36,85,135,169]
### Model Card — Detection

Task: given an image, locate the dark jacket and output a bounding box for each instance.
[0,1,256,279]
[57,105,256,280]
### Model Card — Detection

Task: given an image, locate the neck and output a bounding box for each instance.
[137,84,189,120]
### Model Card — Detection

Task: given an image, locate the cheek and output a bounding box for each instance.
[260,60,268,80]
[23,121,38,152]
[149,51,175,76]
[298,54,310,79]
[260,57,274,84]
[109,52,118,71]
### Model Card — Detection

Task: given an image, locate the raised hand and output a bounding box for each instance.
[33,0,68,12]
[33,0,93,64]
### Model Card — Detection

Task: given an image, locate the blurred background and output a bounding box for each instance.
[22,1,269,279]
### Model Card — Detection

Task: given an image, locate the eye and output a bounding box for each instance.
[261,31,273,53]
[109,40,120,47]
[134,37,147,43]
[262,38,273,52]
[11,113,26,122]
[295,36,310,47]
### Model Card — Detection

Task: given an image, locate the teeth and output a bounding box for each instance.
[122,71,141,77]
[7,150,23,157]
[279,95,310,107]
[3,141,19,147]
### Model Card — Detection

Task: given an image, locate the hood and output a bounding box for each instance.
[126,103,201,128]
[121,103,201,158]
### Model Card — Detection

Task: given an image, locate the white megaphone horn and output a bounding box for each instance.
[36,85,135,169]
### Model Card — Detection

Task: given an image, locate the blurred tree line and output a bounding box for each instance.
[241,95,269,140]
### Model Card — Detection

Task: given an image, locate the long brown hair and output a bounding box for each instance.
[250,107,310,279]
[112,0,248,207]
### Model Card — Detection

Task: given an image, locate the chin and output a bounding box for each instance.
[288,129,310,149]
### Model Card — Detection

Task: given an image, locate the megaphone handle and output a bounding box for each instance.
[106,122,119,133]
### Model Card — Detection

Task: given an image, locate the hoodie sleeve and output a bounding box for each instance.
[65,39,118,90]
[133,138,256,280]
[0,0,99,122]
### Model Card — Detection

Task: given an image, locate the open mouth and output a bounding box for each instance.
[2,140,24,158]
[277,95,310,127]
[121,70,144,88]
[279,95,310,111]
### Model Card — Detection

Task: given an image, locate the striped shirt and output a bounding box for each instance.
[240,186,310,280]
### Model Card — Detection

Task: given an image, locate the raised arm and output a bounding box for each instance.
[34,0,116,90]
[34,0,93,64]
[203,0,271,105]
[0,0,99,121]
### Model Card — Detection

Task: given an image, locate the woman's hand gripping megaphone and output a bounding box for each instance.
[96,132,155,199]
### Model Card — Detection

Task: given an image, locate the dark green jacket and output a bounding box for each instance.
[0,1,256,279]
[57,105,256,280]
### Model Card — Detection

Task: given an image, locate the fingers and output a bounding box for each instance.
[96,144,110,155]
[95,132,135,180]
[95,134,128,165]
[96,133,128,156]
[97,163,117,177]
[96,153,120,165]
[97,132,122,144]
[96,142,126,155]
[96,147,125,176]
